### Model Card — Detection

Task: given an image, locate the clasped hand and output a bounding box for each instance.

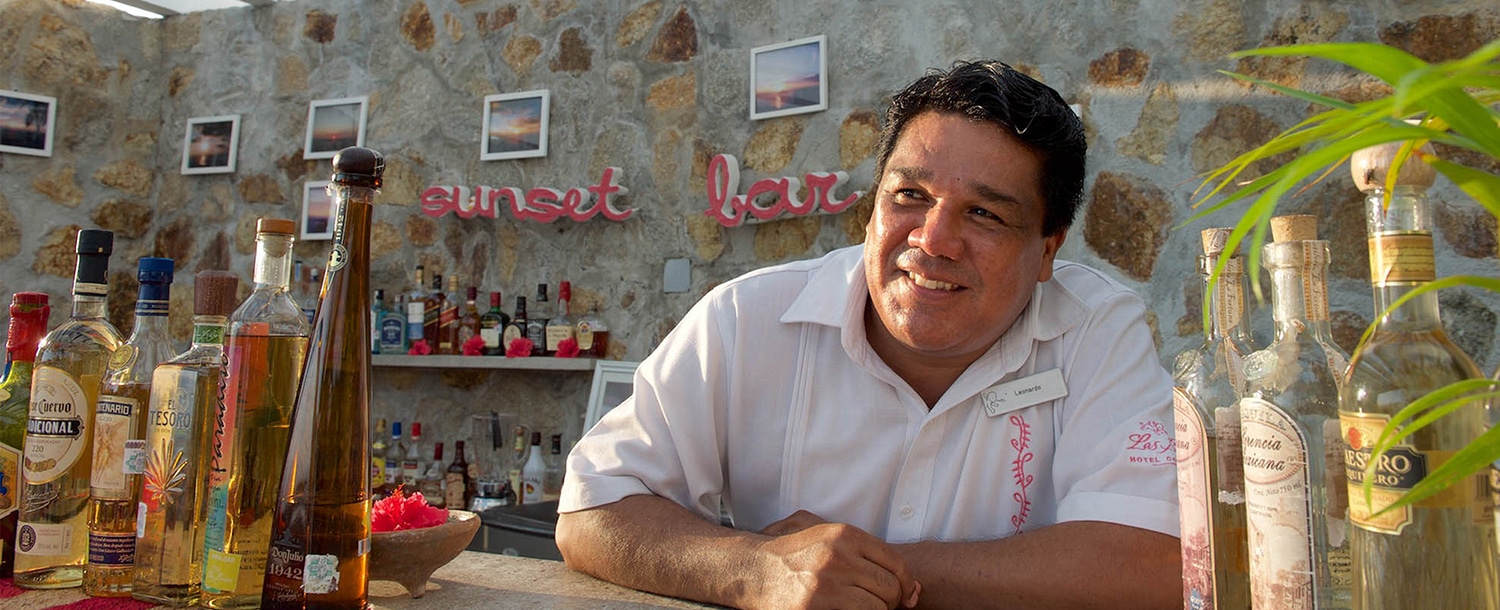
[748,510,922,610]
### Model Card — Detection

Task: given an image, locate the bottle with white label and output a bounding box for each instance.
[520,432,546,504]
[1239,215,1351,609]
[1171,227,1253,610]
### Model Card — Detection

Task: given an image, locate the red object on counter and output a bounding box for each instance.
[372,489,449,532]
[505,337,534,358]
[461,335,486,356]
[554,337,580,358]
[408,338,433,355]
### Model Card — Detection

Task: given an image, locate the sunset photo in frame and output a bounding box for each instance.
[749,35,827,121]
[481,90,549,161]
[0,89,57,157]
[304,96,367,160]
[301,180,335,241]
[181,115,240,175]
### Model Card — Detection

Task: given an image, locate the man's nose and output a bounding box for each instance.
[908,204,964,260]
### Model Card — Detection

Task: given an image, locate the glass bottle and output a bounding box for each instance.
[458,287,482,353]
[403,422,423,487]
[1239,216,1351,608]
[370,419,388,502]
[438,275,460,355]
[261,147,382,610]
[520,432,546,504]
[385,422,404,491]
[1339,143,1497,609]
[546,281,575,355]
[84,257,178,597]
[544,434,564,497]
[379,294,405,355]
[420,443,444,507]
[479,291,510,356]
[406,266,426,351]
[200,218,311,610]
[1,292,50,579]
[423,274,444,353]
[527,284,549,356]
[445,440,472,511]
[369,290,384,355]
[1172,227,1253,610]
[503,297,529,355]
[576,302,610,358]
[16,229,123,590]
[508,425,528,503]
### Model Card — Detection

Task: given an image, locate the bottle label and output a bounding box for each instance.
[440,305,458,328]
[380,317,404,348]
[407,302,425,340]
[577,323,595,350]
[88,530,136,566]
[90,395,138,494]
[445,472,466,508]
[526,321,545,350]
[522,475,543,503]
[193,324,227,346]
[403,459,420,483]
[1213,404,1245,504]
[545,325,573,352]
[1341,412,1423,534]
[1367,232,1435,285]
[213,345,243,489]
[303,553,340,594]
[481,327,502,349]
[502,325,524,350]
[372,456,387,488]
[25,366,91,485]
[16,522,73,556]
[1211,258,1246,333]
[141,368,200,515]
[1297,242,1331,322]
[1240,397,1316,609]
[1172,389,1218,609]
[0,441,19,521]
[385,460,402,487]
[136,298,170,317]
[264,543,306,601]
[202,483,230,575]
[203,548,242,593]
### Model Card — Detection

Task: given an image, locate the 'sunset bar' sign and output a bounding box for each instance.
[705,154,863,227]
[419,167,632,222]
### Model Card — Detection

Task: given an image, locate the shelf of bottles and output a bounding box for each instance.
[371,354,596,371]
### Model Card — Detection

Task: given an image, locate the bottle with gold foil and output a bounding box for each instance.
[1239,216,1351,608]
[1172,227,1253,610]
[131,271,239,606]
[16,229,123,590]
[200,218,310,609]
[1339,143,1497,609]
[438,275,460,354]
[1,293,50,579]
[261,147,382,610]
[84,257,178,597]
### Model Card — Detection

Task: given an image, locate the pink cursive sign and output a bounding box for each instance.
[704,154,863,227]
[420,167,632,223]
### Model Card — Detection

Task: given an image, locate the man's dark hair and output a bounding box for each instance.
[874,60,1086,237]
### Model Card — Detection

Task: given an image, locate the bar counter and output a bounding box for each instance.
[3,553,719,609]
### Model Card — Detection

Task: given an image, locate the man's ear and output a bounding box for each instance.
[1036,231,1066,283]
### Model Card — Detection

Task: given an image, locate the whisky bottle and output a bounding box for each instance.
[503,297,528,355]
[479,291,510,356]
[1,292,50,579]
[438,275,459,354]
[545,281,575,355]
[1340,143,1497,609]
[423,274,444,353]
[261,147,382,610]
[1171,227,1252,610]
[84,257,178,597]
[403,422,423,486]
[378,294,405,355]
[458,287,482,352]
[1239,216,1351,608]
[200,218,311,610]
[527,284,548,356]
[132,271,239,606]
[576,302,609,358]
[370,419,388,501]
[405,266,426,350]
[444,440,472,511]
[420,443,444,508]
[16,229,123,590]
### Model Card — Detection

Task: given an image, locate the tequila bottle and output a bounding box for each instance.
[16,229,123,589]
[1,292,50,579]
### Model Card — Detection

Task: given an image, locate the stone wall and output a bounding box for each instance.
[2,0,1498,447]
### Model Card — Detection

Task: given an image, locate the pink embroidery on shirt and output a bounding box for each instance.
[1008,414,1034,534]
[1125,419,1177,466]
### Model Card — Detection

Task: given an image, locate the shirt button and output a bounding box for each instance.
[899,505,914,520]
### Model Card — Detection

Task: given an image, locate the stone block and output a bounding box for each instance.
[402,2,435,52]
[1380,12,1499,63]
[531,0,578,22]
[32,165,84,207]
[406,215,439,247]
[277,149,313,183]
[305,9,337,44]
[238,173,287,205]
[107,270,136,332]
[647,5,697,63]
[25,14,108,87]
[1435,199,1497,260]
[653,128,683,190]
[550,27,593,74]
[91,199,153,239]
[685,213,725,261]
[1175,273,1202,338]
[163,11,201,53]
[617,1,662,48]
[690,138,716,194]
[475,6,517,35]
[153,217,197,266]
[504,36,542,73]
[33,224,82,278]
[0,192,19,260]
[196,231,231,273]
[1087,48,1150,87]
[1329,310,1369,356]
[95,160,154,197]
[839,191,874,245]
[380,156,424,206]
[234,215,258,255]
[444,12,464,43]
[743,119,805,174]
[1234,7,1348,89]
[372,220,404,260]
[753,216,821,261]
[1440,289,1496,366]
[839,110,880,171]
[124,132,155,156]
[168,65,194,96]
[1190,104,1289,181]
[1083,172,1172,282]
[647,71,695,111]
[1116,83,1178,166]
[1172,0,1246,62]
[277,55,310,97]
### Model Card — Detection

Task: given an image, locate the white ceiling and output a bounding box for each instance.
[88,0,283,19]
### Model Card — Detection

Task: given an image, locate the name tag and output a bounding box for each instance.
[980,369,1067,417]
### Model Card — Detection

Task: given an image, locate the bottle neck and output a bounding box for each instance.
[1365,185,1441,329]
[190,315,229,347]
[254,233,296,290]
[1263,241,1334,339]
[1199,254,1250,341]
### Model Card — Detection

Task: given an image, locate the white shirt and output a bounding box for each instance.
[560,245,1179,543]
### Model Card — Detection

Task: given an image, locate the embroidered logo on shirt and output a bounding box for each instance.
[1009,414,1034,534]
[1126,419,1177,466]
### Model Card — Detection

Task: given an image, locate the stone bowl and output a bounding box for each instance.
[369,509,481,598]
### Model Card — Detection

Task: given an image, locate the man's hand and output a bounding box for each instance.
[750,511,921,610]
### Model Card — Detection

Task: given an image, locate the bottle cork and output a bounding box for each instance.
[1350,140,1436,192]
[1200,227,1234,256]
[1270,215,1318,242]
[194,271,240,317]
[257,217,296,235]
[331,146,385,189]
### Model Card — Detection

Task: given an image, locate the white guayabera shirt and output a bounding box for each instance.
[560,245,1179,543]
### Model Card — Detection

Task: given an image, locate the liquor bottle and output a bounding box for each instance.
[420,443,444,508]
[458,287,482,352]
[297,265,318,326]
[132,271,239,606]
[1,292,50,579]
[544,434,564,497]
[1239,216,1351,608]
[503,297,529,355]
[546,281,576,355]
[369,290,384,354]
[527,284,549,356]
[521,432,546,504]
[479,291,510,356]
[1339,142,1497,609]
[15,229,124,590]
[261,146,383,610]
[445,440,472,511]
[84,257,177,597]
[379,294,405,355]
[403,422,423,486]
[370,419,388,501]
[508,425,527,503]
[200,218,312,610]
[469,414,509,511]
[576,302,609,358]
[438,275,460,355]
[423,274,445,353]
[385,422,404,491]
[406,266,427,351]
[1171,227,1252,610]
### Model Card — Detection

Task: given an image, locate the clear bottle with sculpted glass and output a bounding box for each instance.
[200,218,311,610]
[420,443,444,507]
[84,258,178,597]
[379,294,405,355]
[1239,216,1351,609]
[261,147,381,610]
[1,293,50,579]
[16,229,123,590]
[132,271,239,606]
[403,422,423,486]
[1339,143,1497,609]
[385,422,404,491]
[406,266,426,351]
[1172,227,1252,610]
[369,290,384,355]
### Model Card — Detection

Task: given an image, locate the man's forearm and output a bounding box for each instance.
[895,521,1180,610]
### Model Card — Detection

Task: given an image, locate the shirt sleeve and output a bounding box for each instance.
[1051,288,1180,538]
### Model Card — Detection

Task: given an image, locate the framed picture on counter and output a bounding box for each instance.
[304,96,367,160]
[481,89,549,161]
[181,115,240,175]
[0,89,57,157]
[584,360,640,432]
[749,35,827,121]
[301,180,335,241]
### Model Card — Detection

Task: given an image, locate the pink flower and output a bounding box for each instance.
[505,337,534,358]
[408,339,433,356]
[371,488,448,532]
[554,337,580,358]
[461,335,486,356]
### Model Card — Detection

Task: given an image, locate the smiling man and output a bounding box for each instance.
[557,60,1180,610]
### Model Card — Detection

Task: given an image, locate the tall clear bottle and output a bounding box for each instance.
[16,229,123,589]
[84,257,178,597]
[201,218,311,609]
[405,266,426,351]
[1339,143,1497,609]
[1239,216,1351,608]
[132,271,239,606]
[1171,227,1253,610]
[1,293,50,579]
[261,147,382,610]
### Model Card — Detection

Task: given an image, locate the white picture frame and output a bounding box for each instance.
[749,35,828,121]
[303,96,368,160]
[301,180,335,241]
[0,89,57,157]
[481,89,550,161]
[180,114,240,175]
[584,360,640,432]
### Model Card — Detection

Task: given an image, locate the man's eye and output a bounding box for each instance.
[891,189,925,203]
[971,207,1003,222]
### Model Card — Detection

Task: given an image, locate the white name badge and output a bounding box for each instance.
[980,369,1067,417]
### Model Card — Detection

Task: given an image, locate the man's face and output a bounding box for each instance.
[864,111,1065,367]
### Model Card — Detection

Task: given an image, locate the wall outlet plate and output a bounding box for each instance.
[664,258,691,293]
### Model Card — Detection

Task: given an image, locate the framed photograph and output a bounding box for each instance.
[584,360,640,432]
[301,180,335,241]
[180,115,240,175]
[0,89,57,157]
[481,90,549,161]
[749,35,827,121]
[303,96,368,160]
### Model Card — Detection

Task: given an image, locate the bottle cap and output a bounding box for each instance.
[7,293,50,357]
[331,146,385,189]
[433,274,443,290]
[468,286,478,301]
[76,228,114,256]
[490,291,502,307]
[74,229,114,286]
[448,275,458,291]
[1199,228,1234,256]
[392,421,402,437]
[257,217,296,236]
[11,292,49,307]
[1351,140,1436,192]
[138,257,175,284]
[531,431,541,445]
[535,284,548,301]
[558,281,571,302]
[375,288,385,301]
[1270,215,1319,242]
[194,270,240,316]
[412,422,422,437]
